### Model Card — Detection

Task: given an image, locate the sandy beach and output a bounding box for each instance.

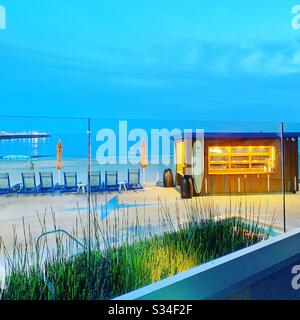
[1,182,300,257]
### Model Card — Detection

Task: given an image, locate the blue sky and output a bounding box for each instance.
[0,0,300,124]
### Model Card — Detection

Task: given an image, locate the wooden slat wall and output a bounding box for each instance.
[284,138,299,193]
[199,137,299,195]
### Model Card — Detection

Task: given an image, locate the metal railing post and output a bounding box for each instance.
[281,122,286,233]
[87,118,92,290]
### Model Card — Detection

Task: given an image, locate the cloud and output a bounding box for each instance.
[2,36,300,86]
[233,43,300,75]
[148,38,300,76]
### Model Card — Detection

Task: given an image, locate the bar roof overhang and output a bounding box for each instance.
[172,132,300,141]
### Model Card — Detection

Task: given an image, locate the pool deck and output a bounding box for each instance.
[0,184,300,253]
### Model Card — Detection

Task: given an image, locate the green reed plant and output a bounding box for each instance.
[0,196,275,300]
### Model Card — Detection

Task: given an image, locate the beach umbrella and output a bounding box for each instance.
[140,139,148,186]
[56,139,63,185]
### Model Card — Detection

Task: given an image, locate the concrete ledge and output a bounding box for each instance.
[115,229,300,300]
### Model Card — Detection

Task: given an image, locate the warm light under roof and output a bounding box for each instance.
[208,146,275,175]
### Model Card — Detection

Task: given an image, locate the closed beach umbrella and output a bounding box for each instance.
[140,139,148,186]
[56,139,63,185]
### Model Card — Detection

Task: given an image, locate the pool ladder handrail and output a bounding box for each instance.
[36,229,86,252]
[35,229,86,300]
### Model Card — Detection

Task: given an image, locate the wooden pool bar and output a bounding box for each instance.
[174,132,300,195]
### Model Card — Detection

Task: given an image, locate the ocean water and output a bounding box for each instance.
[0,134,175,185]
[0,133,89,159]
[1,133,299,185]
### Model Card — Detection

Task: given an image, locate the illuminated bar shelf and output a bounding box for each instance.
[208,146,275,175]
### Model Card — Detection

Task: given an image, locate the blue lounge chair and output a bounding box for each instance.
[61,172,79,193]
[127,169,143,190]
[86,171,103,193]
[20,173,37,194]
[104,171,118,191]
[0,173,11,195]
[38,172,55,193]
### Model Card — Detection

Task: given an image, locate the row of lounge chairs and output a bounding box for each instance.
[0,169,143,195]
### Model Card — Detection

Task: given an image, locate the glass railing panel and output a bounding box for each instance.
[281,122,300,232]
[0,116,89,267]
[0,117,287,300]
